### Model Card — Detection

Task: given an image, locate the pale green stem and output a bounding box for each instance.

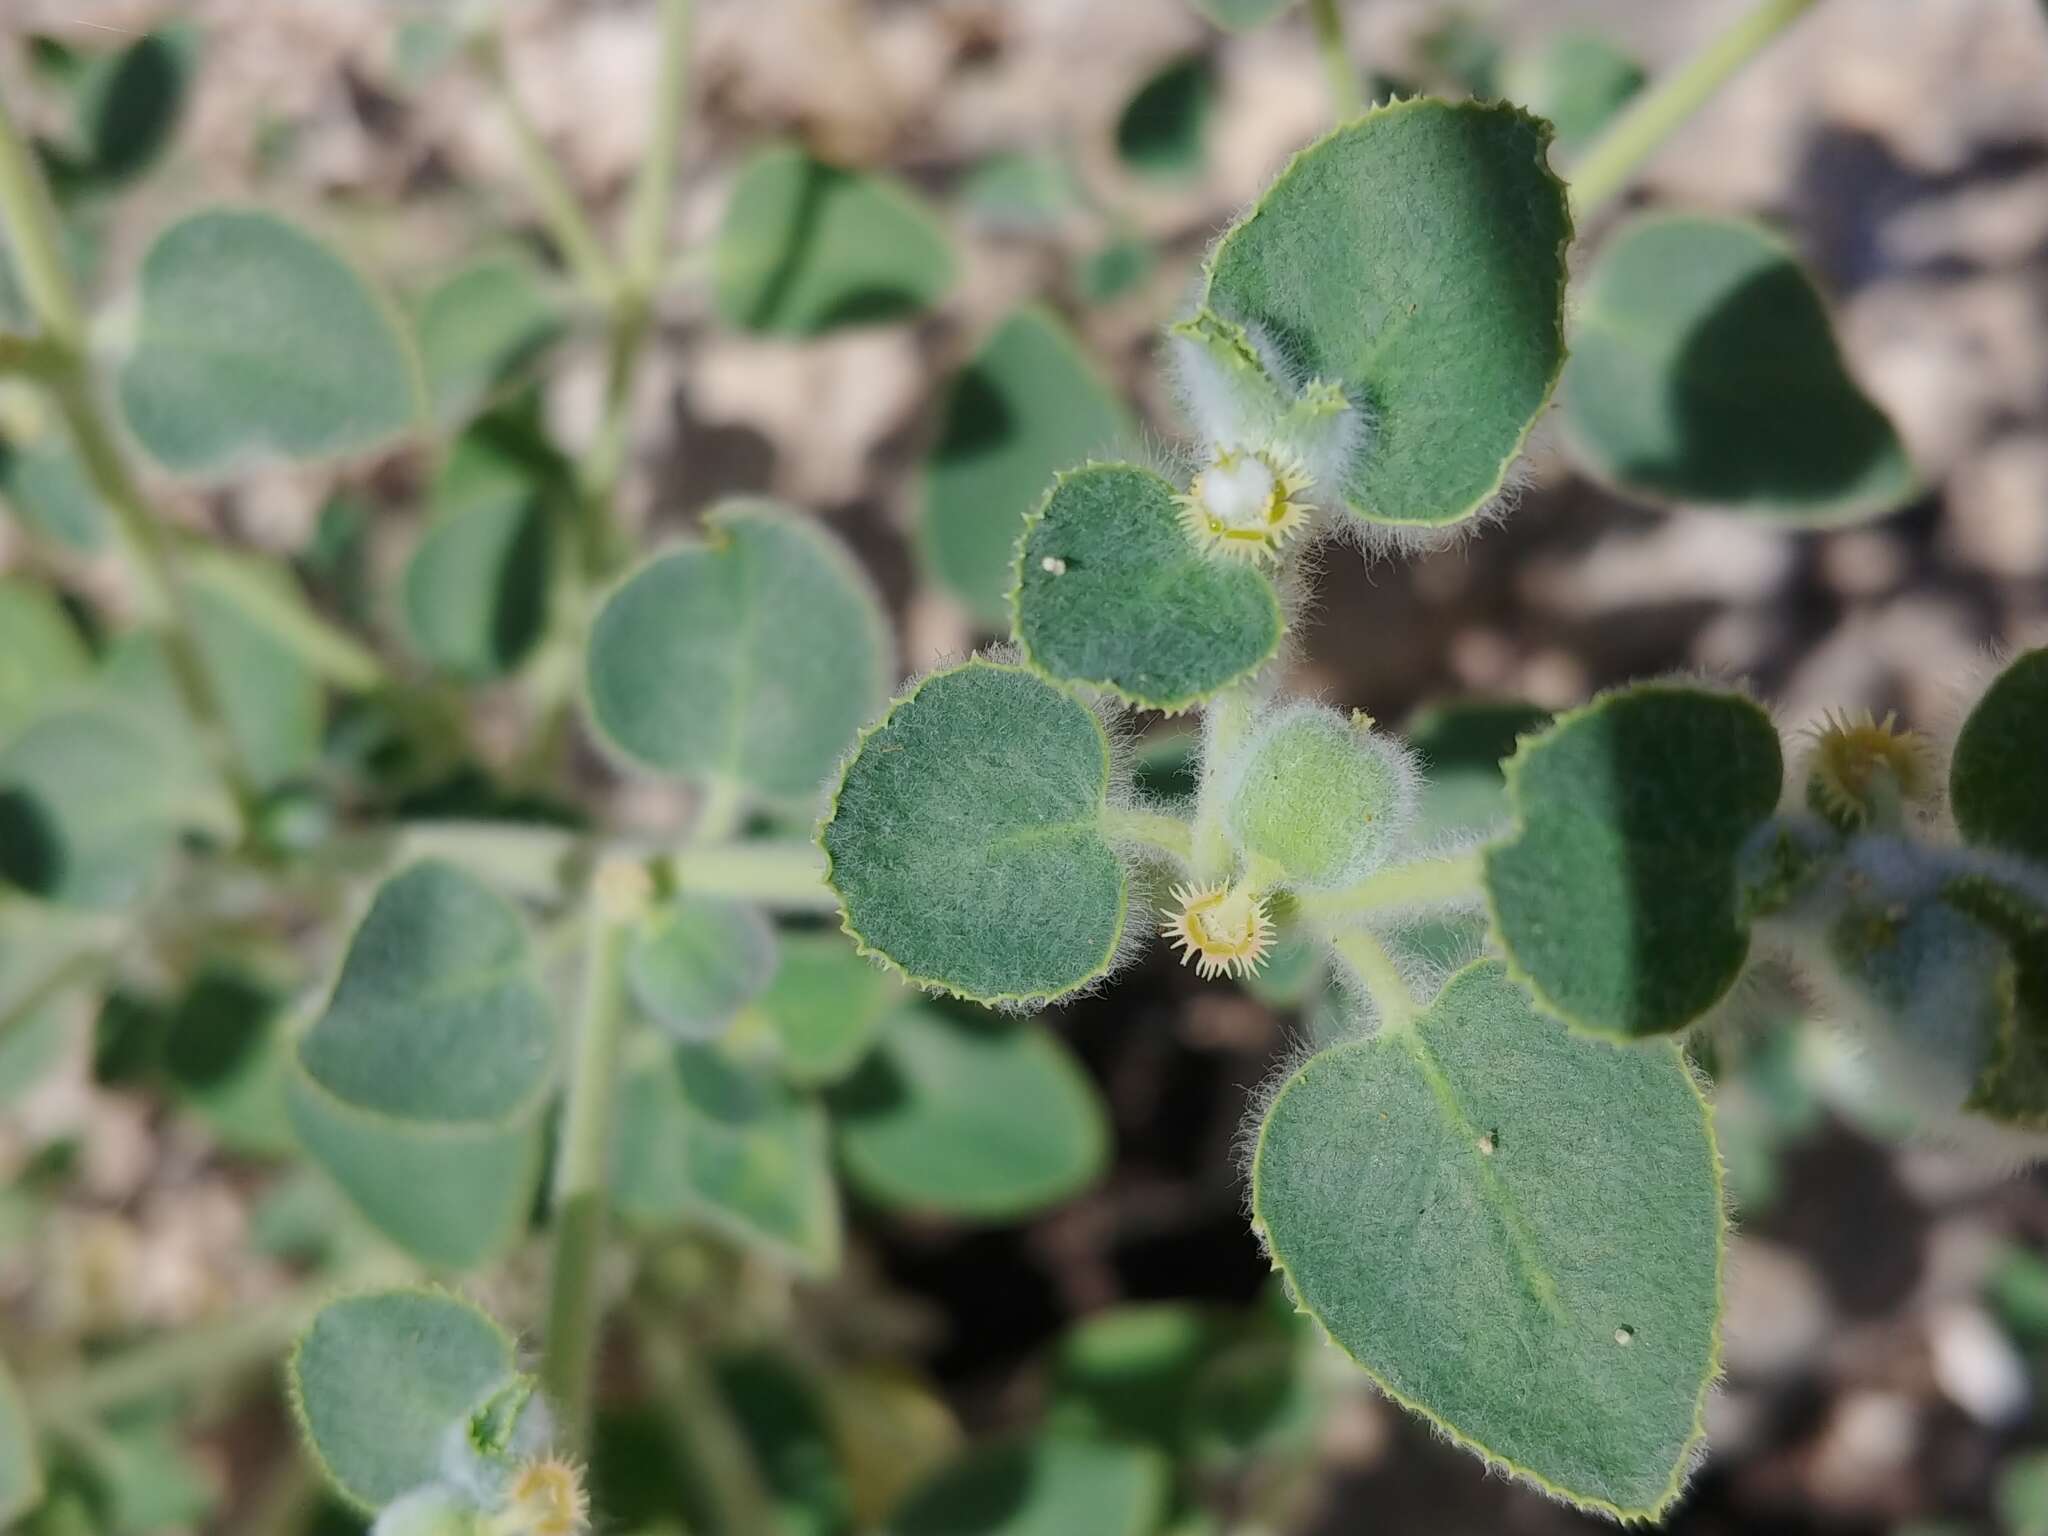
[1567,0,1822,220]
[1191,687,1258,884]
[0,87,256,828]
[625,0,695,291]
[1102,805,1194,864]
[1332,928,1417,1035]
[628,1303,777,1536]
[541,881,636,1449]
[669,841,836,911]
[476,31,618,300]
[1307,0,1363,120]
[27,1258,403,1427]
[1294,847,1485,923]
[690,776,746,846]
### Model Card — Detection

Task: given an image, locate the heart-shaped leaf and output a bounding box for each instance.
[1485,682,1783,1039]
[1251,960,1723,1520]
[821,658,1128,1006]
[119,209,423,473]
[612,1039,841,1275]
[587,501,890,803]
[289,1288,517,1512]
[1195,99,1570,531]
[285,860,555,1267]
[1014,463,1282,711]
[920,306,1130,628]
[1559,214,1916,523]
[714,145,955,336]
[1951,648,2048,865]
[626,896,778,1042]
[887,1435,1169,1536]
[830,1005,1108,1219]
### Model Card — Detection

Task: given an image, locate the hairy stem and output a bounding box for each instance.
[1295,847,1485,923]
[1332,928,1417,1034]
[1568,0,1822,219]
[541,870,639,1448]
[669,841,837,911]
[1191,687,1258,884]
[476,30,618,300]
[0,87,257,828]
[1102,806,1195,864]
[1306,0,1363,120]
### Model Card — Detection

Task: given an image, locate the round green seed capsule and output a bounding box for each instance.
[1221,703,1413,890]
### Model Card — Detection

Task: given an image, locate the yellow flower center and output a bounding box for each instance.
[491,1458,589,1536]
[1162,881,1274,979]
[1804,708,1933,826]
[1176,449,1314,564]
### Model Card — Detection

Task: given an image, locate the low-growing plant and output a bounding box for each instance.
[1,0,2034,1532]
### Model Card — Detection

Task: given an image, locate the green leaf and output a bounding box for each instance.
[1951,648,2048,864]
[286,861,555,1267]
[0,1353,40,1526]
[0,704,235,908]
[587,501,890,802]
[1251,960,1722,1520]
[1014,463,1282,711]
[403,410,561,681]
[1050,1304,1220,1452]
[1558,213,1916,523]
[63,25,198,191]
[1220,703,1412,890]
[887,1435,1169,1536]
[1484,682,1783,1039]
[919,307,1130,629]
[821,658,1128,1006]
[831,1005,1107,1219]
[184,547,385,693]
[1116,55,1214,180]
[627,896,777,1042]
[751,930,899,1086]
[290,1288,517,1512]
[1405,698,1551,842]
[714,145,955,336]
[1077,237,1154,305]
[0,579,90,741]
[187,567,324,789]
[612,1039,842,1275]
[1194,98,1569,530]
[1501,33,1644,150]
[1189,0,1297,31]
[715,1349,854,1536]
[414,254,567,427]
[119,209,423,473]
[0,422,106,552]
[160,964,297,1157]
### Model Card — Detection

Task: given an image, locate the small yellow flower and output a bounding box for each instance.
[1175,449,1314,564]
[1161,881,1273,980]
[1804,708,1933,826]
[493,1457,589,1536]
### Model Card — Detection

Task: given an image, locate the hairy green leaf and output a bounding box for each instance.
[822,658,1128,1006]
[831,1006,1107,1218]
[627,896,778,1042]
[290,1289,516,1511]
[888,1435,1169,1536]
[1951,648,2048,864]
[612,1040,842,1274]
[753,930,900,1086]
[920,307,1129,628]
[1559,214,1915,523]
[1251,961,1722,1520]
[1014,462,1282,711]
[1196,99,1570,530]
[119,209,423,472]
[587,501,890,802]
[1485,683,1782,1038]
[286,861,555,1266]
[714,145,955,336]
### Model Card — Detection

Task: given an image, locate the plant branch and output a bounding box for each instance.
[1567,0,1822,220]
[1295,847,1485,923]
[628,1303,778,1536]
[668,840,837,911]
[1331,928,1417,1034]
[625,0,695,292]
[541,867,640,1449]
[0,86,258,828]
[1191,687,1258,885]
[1102,806,1194,864]
[1306,0,1363,121]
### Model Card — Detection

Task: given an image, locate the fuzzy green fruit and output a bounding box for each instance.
[1221,704,1412,890]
